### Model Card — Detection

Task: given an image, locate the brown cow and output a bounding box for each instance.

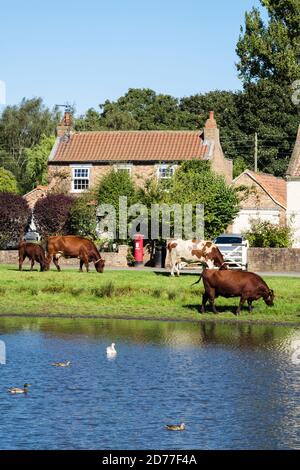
[18,241,47,272]
[195,269,274,316]
[46,236,105,273]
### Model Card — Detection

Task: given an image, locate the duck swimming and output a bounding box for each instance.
[106,343,117,357]
[165,423,185,431]
[8,383,30,394]
[52,361,71,367]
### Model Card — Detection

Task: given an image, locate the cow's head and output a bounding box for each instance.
[264,289,274,306]
[207,246,227,269]
[95,258,105,273]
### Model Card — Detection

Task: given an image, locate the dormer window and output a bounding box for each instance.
[71,166,90,192]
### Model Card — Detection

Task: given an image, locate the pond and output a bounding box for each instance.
[0,317,300,450]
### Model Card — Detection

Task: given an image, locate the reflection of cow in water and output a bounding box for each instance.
[46,236,105,273]
[167,239,226,276]
[18,241,47,272]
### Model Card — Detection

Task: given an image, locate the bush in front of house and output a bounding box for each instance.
[69,191,98,239]
[0,192,31,248]
[244,219,294,248]
[166,160,240,239]
[0,167,18,194]
[95,169,137,241]
[33,193,74,239]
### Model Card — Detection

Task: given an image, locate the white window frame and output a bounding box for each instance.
[156,164,177,180]
[114,164,133,174]
[71,165,91,193]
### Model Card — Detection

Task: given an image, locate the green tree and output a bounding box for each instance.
[167,161,240,239]
[24,135,55,192]
[236,0,300,83]
[69,192,98,238]
[0,167,18,193]
[236,0,300,175]
[95,169,137,240]
[0,98,59,190]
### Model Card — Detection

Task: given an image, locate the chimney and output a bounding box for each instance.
[203,110,220,141]
[56,110,73,138]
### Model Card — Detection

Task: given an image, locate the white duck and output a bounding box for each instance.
[106,343,117,358]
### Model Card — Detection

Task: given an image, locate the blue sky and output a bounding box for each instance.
[0,0,264,115]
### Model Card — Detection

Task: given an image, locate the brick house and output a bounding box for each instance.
[46,110,233,193]
[232,170,287,233]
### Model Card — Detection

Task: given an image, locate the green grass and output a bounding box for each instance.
[0,264,299,324]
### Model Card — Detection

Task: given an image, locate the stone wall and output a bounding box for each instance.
[247,248,300,272]
[0,245,129,268]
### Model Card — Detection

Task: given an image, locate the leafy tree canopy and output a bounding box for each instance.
[166,161,240,239]
[0,98,59,190]
[0,167,18,193]
[24,135,55,192]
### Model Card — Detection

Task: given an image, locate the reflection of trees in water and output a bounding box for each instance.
[0,317,293,349]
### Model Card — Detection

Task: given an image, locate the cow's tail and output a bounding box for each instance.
[191,273,203,287]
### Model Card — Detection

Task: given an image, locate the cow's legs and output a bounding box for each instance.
[201,292,209,313]
[247,299,253,312]
[46,254,52,270]
[208,289,218,314]
[79,259,84,272]
[19,255,26,271]
[236,297,246,316]
[30,259,35,271]
[52,256,61,272]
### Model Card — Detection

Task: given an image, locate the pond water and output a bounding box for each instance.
[0,317,300,450]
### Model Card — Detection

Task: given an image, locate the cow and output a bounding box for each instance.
[167,239,226,276]
[194,269,274,316]
[18,241,47,272]
[46,236,105,273]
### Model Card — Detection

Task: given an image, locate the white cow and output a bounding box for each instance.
[167,239,226,276]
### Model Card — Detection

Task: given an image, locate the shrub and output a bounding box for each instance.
[0,167,18,193]
[33,193,74,239]
[0,192,31,248]
[244,219,294,248]
[95,169,137,241]
[69,192,97,238]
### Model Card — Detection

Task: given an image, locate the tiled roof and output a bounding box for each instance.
[50,131,210,163]
[237,170,287,209]
[287,124,300,177]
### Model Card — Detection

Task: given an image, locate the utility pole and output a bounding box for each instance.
[254,132,258,172]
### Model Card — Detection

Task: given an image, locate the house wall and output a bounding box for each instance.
[231,174,286,234]
[287,179,300,247]
[232,209,281,233]
[48,163,158,192]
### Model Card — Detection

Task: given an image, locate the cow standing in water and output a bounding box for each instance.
[46,236,105,272]
[167,239,226,276]
[18,241,47,272]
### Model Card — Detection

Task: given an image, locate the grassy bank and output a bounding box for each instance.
[0,265,300,324]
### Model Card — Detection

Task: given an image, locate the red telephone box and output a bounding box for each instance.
[134,234,144,266]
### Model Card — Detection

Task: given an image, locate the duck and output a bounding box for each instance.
[165,423,185,431]
[52,361,71,367]
[8,383,30,394]
[106,343,117,358]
